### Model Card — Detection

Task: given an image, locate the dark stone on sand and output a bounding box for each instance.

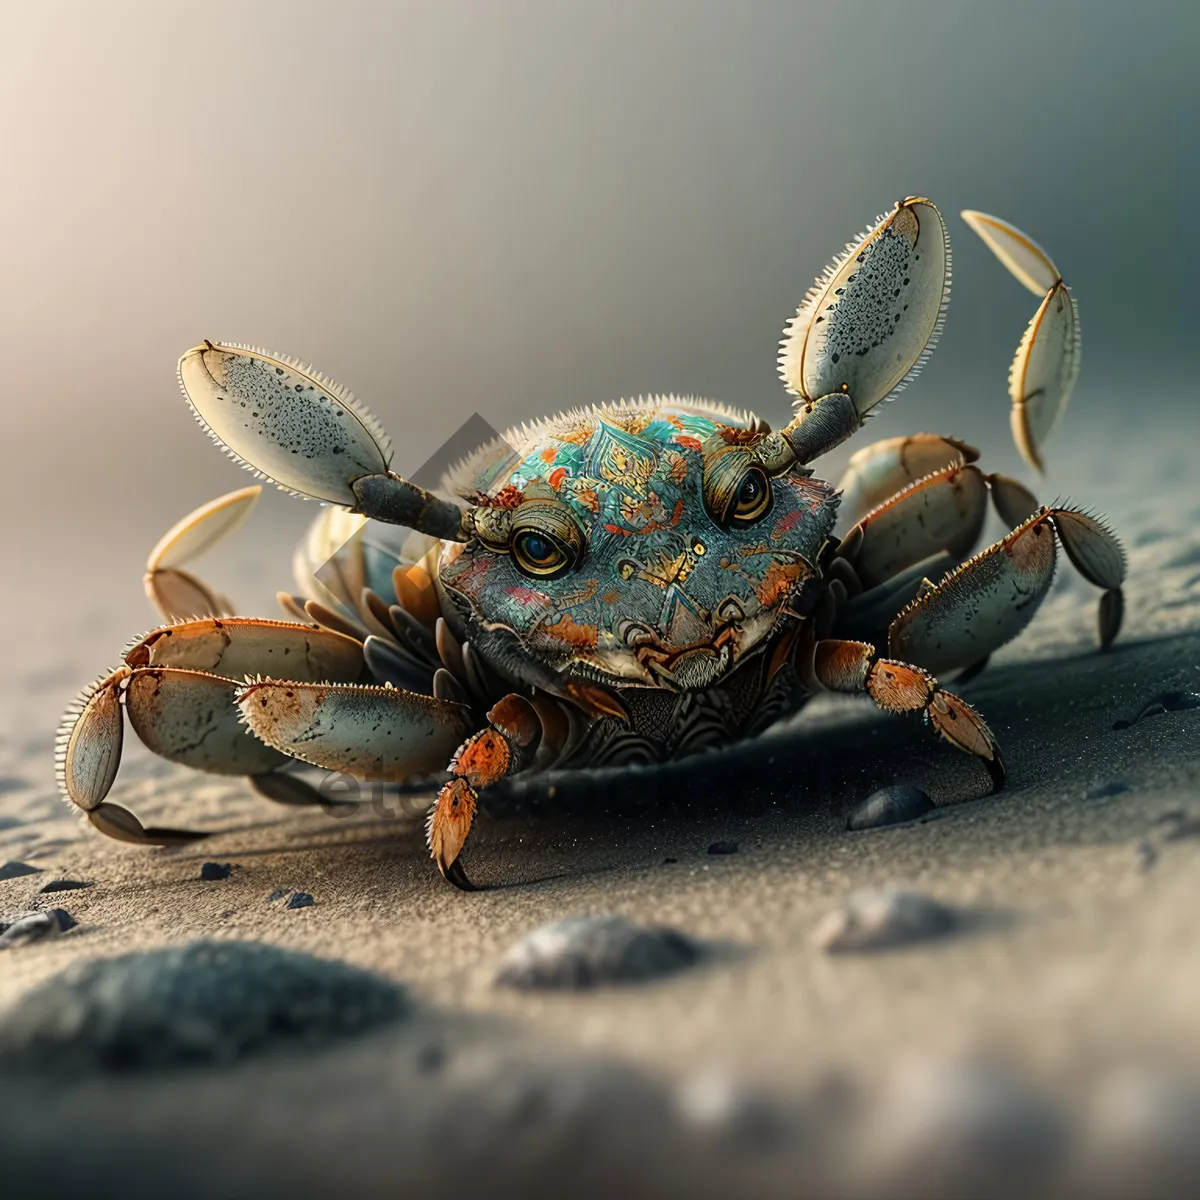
[496,915,699,990]
[200,862,234,881]
[707,841,738,855]
[847,785,935,830]
[814,887,956,952]
[662,857,678,864]
[0,861,41,881]
[0,940,409,1071]
[1084,780,1130,801]
[38,879,93,894]
[0,908,76,948]
[287,892,314,909]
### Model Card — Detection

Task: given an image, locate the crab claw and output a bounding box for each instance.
[178,342,393,505]
[143,486,261,620]
[779,198,951,419]
[961,212,1080,472]
[179,342,469,539]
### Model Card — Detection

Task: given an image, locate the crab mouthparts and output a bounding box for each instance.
[633,624,740,691]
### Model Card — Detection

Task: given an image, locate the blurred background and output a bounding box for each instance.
[1,0,1195,637]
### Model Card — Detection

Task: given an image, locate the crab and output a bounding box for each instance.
[56,198,1126,890]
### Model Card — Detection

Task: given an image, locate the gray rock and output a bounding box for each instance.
[38,879,93,894]
[496,915,698,990]
[1083,780,1130,801]
[287,892,314,909]
[199,862,233,881]
[0,861,41,881]
[0,908,76,949]
[814,887,956,952]
[0,939,409,1071]
[707,840,739,855]
[847,785,935,830]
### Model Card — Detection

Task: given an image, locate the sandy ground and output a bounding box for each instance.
[2,411,1200,1197]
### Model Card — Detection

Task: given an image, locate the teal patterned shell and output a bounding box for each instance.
[439,399,838,693]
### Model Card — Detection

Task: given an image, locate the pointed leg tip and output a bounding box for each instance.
[985,750,1007,794]
[437,855,480,892]
[1099,587,1124,651]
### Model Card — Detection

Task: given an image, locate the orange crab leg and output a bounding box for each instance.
[810,638,1005,789]
[427,694,542,890]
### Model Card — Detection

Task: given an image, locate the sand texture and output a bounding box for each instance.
[3,415,1200,1198]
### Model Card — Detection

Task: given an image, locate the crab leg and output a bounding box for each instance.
[57,619,369,844]
[841,464,990,588]
[810,639,1004,788]
[961,211,1080,472]
[143,486,261,621]
[836,434,979,527]
[235,678,474,781]
[426,694,542,890]
[888,507,1125,676]
[837,462,1043,591]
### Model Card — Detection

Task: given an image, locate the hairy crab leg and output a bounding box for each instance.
[143,486,261,621]
[426,694,542,890]
[57,618,370,844]
[178,342,468,539]
[836,434,979,528]
[961,211,1080,472]
[808,638,1005,790]
[235,678,474,782]
[888,507,1126,676]
[764,198,951,466]
[841,465,990,588]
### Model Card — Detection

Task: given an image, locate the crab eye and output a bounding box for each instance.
[512,531,569,576]
[509,501,584,579]
[728,467,772,524]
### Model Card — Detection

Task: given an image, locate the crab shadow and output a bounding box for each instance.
[164,630,1200,887]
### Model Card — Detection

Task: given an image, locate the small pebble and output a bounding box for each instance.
[1083,780,1130,801]
[267,890,288,902]
[0,908,76,949]
[0,940,409,1070]
[200,862,234,881]
[847,785,935,831]
[37,879,93,894]
[662,857,678,865]
[496,914,698,990]
[287,892,315,909]
[707,840,738,855]
[814,887,956,952]
[0,861,41,882]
